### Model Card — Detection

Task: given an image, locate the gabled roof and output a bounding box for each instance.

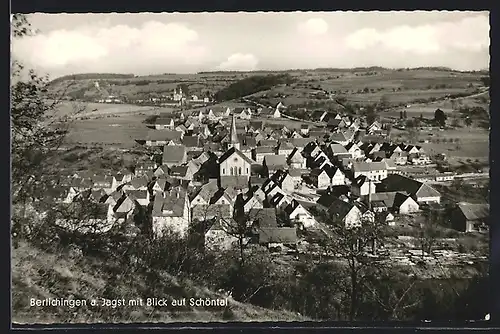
[330,143,348,154]
[181,135,200,148]
[254,146,276,154]
[278,141,295,151]
[219,147,254,164]
[264,155,288,169]
[260,139,278,147]
[288,168,308,177]
[380,174,441,199]
[248,208,278,228]
[162,145,187,164]
[170,165,188,177]
[152,188,187,217]
[146,130,182,141]
[290,138,315,148]
[127,189,149,201]
[155,117,174,125]
[129,176,149,189]
[352,161,387,173]
[457,202,489,221]
[258,227,297,244]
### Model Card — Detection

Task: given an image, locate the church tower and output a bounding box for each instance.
[229,114,240,150]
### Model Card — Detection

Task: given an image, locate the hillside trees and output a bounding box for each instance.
[214,74,296,101]
[434,109,447,127]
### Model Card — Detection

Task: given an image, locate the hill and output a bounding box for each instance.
[46,68,488,108]
[12,241,307,324]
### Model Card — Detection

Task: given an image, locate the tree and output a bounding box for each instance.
[403,109,407,119]
[434,109,447,127]
[418,210,441,260]
[464,117,473,127]
[321,212,388,320]
[400,110,404,120]
[379,95,390,109]
[11,15,84,239]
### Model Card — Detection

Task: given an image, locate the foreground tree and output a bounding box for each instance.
[11,15,84,239]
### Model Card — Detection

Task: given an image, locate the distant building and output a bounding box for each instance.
[451,202,489,232]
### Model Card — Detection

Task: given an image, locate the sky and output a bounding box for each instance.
[11,11,490,79]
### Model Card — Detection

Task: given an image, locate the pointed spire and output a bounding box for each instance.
[229,114,240,150]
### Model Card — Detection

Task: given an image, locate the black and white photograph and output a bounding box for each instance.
[11,11,491,324]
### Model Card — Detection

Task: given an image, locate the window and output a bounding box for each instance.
[239,167,242,175]
[246,168,249,174]
[230,167,234,175]
[223,168,225,174]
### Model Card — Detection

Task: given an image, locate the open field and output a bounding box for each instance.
[66,113,150,148]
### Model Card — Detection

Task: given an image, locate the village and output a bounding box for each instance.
[45,91,490,272]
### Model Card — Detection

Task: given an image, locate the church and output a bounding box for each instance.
[218,114,253,179]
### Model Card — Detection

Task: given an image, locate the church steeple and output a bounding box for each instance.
[229,114,240,150]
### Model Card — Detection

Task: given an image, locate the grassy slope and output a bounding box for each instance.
[12,242,307,324]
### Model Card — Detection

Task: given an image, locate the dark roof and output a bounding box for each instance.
[369,192,399,208]
[192,204,232,220]
[457,202,489,221]
[155,117,174,125]
[260,139,278,147]
[290,138,315,148]
[152,188,187,217]
[288,168,308,177]
[248,208,278,228]
[146,130,182,141]
[129,176,149,189]
[170,165,188,177]
[380,174,440,199]
[127,189,149,200]
[250,176,267,186]
[255,146,276,154]
[264,155,288,169]
[182,135,200,148]
[218,147,253,164]
[162,145,187,164]
[259,227,297,244]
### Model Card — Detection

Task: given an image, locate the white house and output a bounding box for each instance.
[152,188,191,237]
[285,200,318,229]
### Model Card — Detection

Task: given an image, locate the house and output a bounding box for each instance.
[351,175,376,197]
[288,168,307,186]
[270,170,295,193]
[48,186,79,204]
[351,161,388,183]
[111,171,134,190]
[329,143,350,157]
[329,132,351,146]
[162,145,187,167]
[368,192,419,214]
[121,176,149,191]
[104,190,125,207]
[310,168,332,189]
[154,117,175,130]
[290,138,315,150]
[345,142,365,159]
[169,166,190,180]
[278,141,295,157]
[236,107,252,120]
[409,154,432,165]
[182,135,202,151]
[367,121,382,134]
[272,107,281,118]
[54,202,116,234]
[154,165,170,178]
[258,228,297,250]
[285,199,318,229]
[300,124,310,135]
[88,174,112,192]
[144,130,183,146]
[151,177,172,196]
[263,155,288,176]
[152,188,190,237]
[248,208,278,229]
[287,148,307,169]
[135,161,157,177]
[192,193,233,222]
[379,174,441,204]
[127,189,150,207]
[317,196,363,229]
[253,146,276,164]
[451,202,489,232]
[219,147,253,178]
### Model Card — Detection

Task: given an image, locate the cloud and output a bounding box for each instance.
[217,53,259,71]
[345,15,489,55]
[11,20,208,77]
[297,18,329,36]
